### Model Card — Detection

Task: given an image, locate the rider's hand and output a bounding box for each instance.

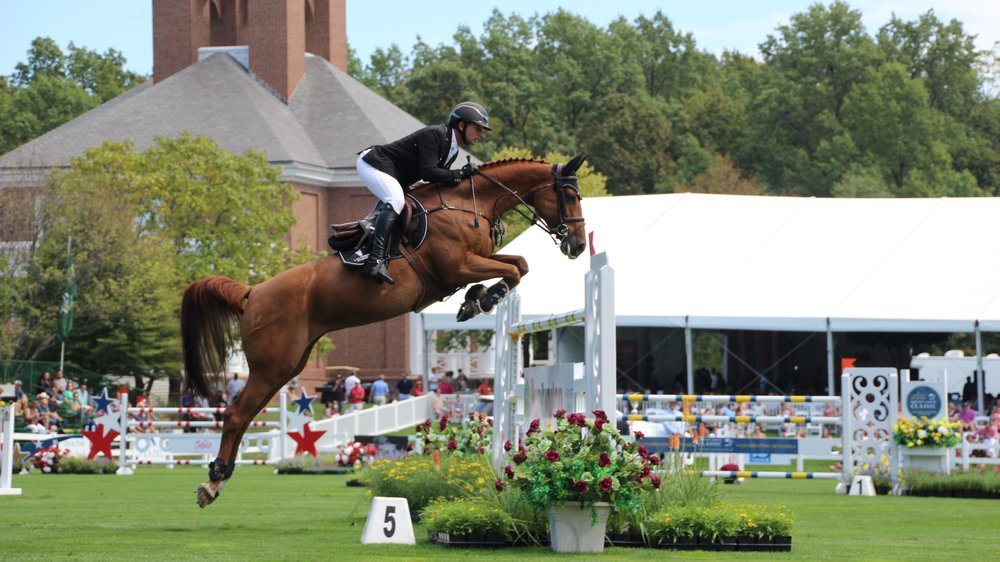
[461,162,480,178]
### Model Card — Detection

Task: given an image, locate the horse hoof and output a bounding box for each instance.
[457,301,477,322]
[196,484,219,508]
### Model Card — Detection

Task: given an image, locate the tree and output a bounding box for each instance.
[579,93,674,195]
[0,37,145,154]
[4,135,298,379]
[684,155,763,195]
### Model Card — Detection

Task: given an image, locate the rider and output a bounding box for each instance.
[356,101,491,284]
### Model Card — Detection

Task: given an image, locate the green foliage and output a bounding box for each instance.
[1,37,144,153]
[905,468,1000,497]
[55,457,119,475]
[349,5,997,197]
[415,414,492,457]
[421,497,514,536]
[360,454,495,513]
[649,502,794,541]
[2,134,295,377]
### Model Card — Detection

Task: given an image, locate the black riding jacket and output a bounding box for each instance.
[361,125,462,188]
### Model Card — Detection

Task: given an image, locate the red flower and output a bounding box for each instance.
[651,474,661,489]
[566,413,586,427]
[505,465,515,479]
[634,431,645,440]
[439,415,449,430]
[513,451,527,464]
[495,478,504,492]
[545,450,560,462]
[598,452,611,467]
[649,454,660,466]
[573,480,588,493]
[637,445,650,459]
[527,418,541,435]
[447,439,457,451]
[599,477,614,493]
[641,465,652,477]
[593,410,608,421]
[593,418,606,432]
[504,440,512,452]
[554,409,567,419]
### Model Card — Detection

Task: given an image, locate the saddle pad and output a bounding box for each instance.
[332,195,428,267]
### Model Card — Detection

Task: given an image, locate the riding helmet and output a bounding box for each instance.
[448,101,492,131]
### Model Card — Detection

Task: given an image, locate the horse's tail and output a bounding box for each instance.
[181,276,251,399]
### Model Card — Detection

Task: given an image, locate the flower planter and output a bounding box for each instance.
[900,446,951,475]
[737,535,792,552]
[430,531,506,548]
[606,531,646,547]
[546,502,611,553]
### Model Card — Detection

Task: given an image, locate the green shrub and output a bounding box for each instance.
[361,454,495,513]
[422,497,514,536]
[649,502,794,542]
[58,457,118,474]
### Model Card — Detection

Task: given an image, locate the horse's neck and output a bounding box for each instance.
[479,165,549,217]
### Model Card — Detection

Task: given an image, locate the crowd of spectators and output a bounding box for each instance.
[10,371,111,434]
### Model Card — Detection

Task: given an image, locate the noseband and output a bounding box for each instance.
[477,164,584,246]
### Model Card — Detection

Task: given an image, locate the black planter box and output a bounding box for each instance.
[429,531,507,548]
[737,535,792,552]
[656,537,701,550]
[606,532,647,547]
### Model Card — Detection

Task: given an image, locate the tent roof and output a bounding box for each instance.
[422,193,1000,333]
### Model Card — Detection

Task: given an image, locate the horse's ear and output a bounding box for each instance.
[564,152,588,175]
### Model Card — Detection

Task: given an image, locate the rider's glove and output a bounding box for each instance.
[461,162,480,178]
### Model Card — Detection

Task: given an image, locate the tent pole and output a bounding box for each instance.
[975,322,985,411]
[685,319,694,394]
[826,318,834,395]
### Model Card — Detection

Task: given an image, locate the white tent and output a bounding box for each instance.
[419,193,1000,402]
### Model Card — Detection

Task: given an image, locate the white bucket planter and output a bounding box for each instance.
[901,446,951,475]
[546,502,611,553]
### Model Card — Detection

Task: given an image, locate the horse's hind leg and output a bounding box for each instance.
[196,372,283,508]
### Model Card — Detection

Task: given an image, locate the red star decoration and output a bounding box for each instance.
[82,426,119,460]
[287,423,326,457]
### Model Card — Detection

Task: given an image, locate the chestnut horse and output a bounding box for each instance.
[182,154,588,507]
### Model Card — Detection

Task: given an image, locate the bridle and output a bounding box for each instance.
[476,164,585,246]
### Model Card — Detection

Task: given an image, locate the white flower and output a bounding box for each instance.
[917,429,928,439]
[938,426,950,436]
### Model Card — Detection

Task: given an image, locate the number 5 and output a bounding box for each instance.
[383,505,396,537]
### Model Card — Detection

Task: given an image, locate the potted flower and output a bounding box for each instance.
[893,417,960,475]
[502,410,660,553]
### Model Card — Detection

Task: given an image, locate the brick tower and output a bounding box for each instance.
[153,0,347,101]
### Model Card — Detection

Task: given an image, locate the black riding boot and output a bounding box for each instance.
[360,206,399,284]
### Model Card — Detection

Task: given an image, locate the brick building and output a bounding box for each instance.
[0,0,466,390]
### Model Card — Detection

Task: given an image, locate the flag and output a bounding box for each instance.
[57,250,77,342]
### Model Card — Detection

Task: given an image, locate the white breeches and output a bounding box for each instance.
[357,150,405,213]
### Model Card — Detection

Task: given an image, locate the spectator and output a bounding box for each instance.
[476,379,492,396]
[371,375,390,406]
[396,376,413,401]
[36,371,54,396]
[226,373,245,402]
[76,382,93,414]
[13,380,24,401]
[412,378,424,397]
[331,375,346,413]
[348,382,365,412]
[438,376,454,395]
[131,396,159,434]
[456,369,470,392]
[344,371,361,401]
[62,381,81,413]
[428,367,441,393]
[959,402,978,433]
[962,376,977,404]
[36,393,63,432]
[23,399,47,433]
[323,401,338,419]
[53,370,68,393]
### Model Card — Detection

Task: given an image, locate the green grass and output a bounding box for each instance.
[2,466,998,561]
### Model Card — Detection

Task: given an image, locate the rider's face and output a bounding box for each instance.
[461,122,484,145]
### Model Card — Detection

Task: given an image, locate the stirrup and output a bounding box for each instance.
[362,258,395,285]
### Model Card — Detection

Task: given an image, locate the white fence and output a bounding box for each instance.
[311,393,434,451]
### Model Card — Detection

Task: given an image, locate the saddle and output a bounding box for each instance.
[328,195,429,267]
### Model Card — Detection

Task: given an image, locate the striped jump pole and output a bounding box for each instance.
[622,393,841,404]
[127,420,279,429]
[696,470,842,480]
[507,309,585,338]
[626,414,842,425]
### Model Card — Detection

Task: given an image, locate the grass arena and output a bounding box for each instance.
[2,464,997,561]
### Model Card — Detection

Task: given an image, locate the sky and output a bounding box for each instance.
[1,1,998,78]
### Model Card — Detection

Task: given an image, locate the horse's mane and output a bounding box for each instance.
[479,157,548,170]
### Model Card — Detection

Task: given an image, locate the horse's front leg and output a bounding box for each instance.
[452,254,525,322]
[196,374,282,508]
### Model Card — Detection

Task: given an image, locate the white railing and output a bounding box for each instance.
[955,437,1000,470]
[311,394,434,451]
[429,351,494,378]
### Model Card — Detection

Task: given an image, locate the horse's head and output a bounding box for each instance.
[530,152,588,259]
